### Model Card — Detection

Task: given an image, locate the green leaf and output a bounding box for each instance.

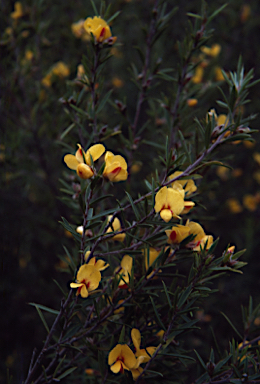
[56,367,77,380]
[206,3,228,26]
[60,123,75,140]
[177,285,192,308]
[221,312,243,339]
[96,89,113,114]
[162,280,172,309]
[35,306,50,333]
[29,303,59,315]
[194,349,207,370]
[125,191,140,221]
[150,296,166,331]
[214,355,231,373]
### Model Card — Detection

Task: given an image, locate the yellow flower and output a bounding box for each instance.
[187,98,198,107]
[71,19,91,41]
[52,61,70,78]
[165,224,190,245]
[143,248,160,270]
[70,264,101,298]
[130,328,156,379]
[240,4,251,23]
[116,255,133,288]
[154,186,185,222]
[106,215,126,242]
[201,44,221,57]
[185,221,213,251]
[169,171,197,197]
[85,252,109,271]
[243,194,258,211]
[112,77,124,88]
[64,143,105,179]
[41,62,70,87]
[11,2,24,19]
[131,328,156,363]
[103,151,128,182]
[215,66,225,81]
[253,152,260,166]
[227,198,243,214]
[108,344,137,373]
[84,16,116,44]
[192,64,204,84]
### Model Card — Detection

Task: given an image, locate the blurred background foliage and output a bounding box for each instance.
[1,0,260,382]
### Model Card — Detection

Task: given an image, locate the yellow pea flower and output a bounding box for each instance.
[192,64,204,84]
[108,344,137,373]
[143,247,160,270]
[11,2,24,19]
[186,221,213,251]
[116,255,133,288]
[154,186,185,222]
[106,215,126,242]
[169,171,197,197]
[130,328,157,379]
[103,151,128,182]
[70,264,101,298]
[201,44,221,57]
[71,19,91,41]
[84,16,116,44]
[165,224,190,244]
[131,328,156,363]
[64,143,105,179]
[84,252,109,271]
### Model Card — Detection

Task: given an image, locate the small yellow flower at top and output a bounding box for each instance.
[108,344,137,374]
[154,186,185,222]
[84,16,117,44]
[70,264,101,298]
[64,143,105,179]
[112,77,124,88]
[106,215,126,242]
[85,251,109,271]
[103,151,128,182]
[11,2,24,20]
[201,44,221,57]
[116,255,133,288]
[165,224,190,245]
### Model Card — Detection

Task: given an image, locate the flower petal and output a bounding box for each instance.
[154,187,168,212]
[85,144,105,165]
[160,209,172,222]
[76,163,94,179]
[110,360,122,373]
[64,154,79,170]
[108,344,122,365]
[121,255,132,273]
[75,144,85,163]
[131,328,141,350]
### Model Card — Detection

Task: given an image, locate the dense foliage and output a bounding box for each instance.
[1,1,260,383]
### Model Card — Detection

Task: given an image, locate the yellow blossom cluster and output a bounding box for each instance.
[108,328,157,380]
[64,144,128,182]
[153,172,214,253]
[70,251,109,298]
[41,61,70,88]
[154,171,196,222]
[191,43,227,84]
[71,16,116,44]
